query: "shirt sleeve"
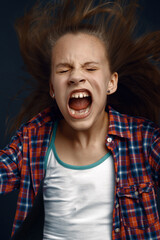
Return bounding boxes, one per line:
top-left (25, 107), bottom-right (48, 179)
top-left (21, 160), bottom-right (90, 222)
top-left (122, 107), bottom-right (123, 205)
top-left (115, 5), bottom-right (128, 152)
top-left (0, 127), bottom-right (24, 194)
top-left (148, 126), bottom-right (160, 187)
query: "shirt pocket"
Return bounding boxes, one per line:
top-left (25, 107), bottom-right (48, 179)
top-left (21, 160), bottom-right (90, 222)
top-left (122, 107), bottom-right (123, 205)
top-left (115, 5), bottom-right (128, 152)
top-left (117, 183), bottom-right (159, 229)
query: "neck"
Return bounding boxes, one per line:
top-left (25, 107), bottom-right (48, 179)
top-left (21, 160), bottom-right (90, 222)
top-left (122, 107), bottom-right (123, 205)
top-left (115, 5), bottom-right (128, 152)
top-left (58, 112), bottom-right (109, 149)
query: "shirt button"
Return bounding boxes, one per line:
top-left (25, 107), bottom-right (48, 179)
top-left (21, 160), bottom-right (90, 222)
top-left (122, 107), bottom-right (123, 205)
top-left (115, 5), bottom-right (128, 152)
top-left (116, 178), bottom-right (120, 183)
top-left (115, 228), bottom-right (120, 233)
top-left (107, 137), bottom-right (112, 143)
top-left (135, 191), bottom-right (139, 196)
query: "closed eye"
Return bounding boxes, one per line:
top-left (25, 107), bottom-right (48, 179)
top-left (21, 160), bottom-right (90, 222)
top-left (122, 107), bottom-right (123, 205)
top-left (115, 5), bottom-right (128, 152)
top-left (86, 68), bottom-right (97, 71)
top-left (57, 69), bottom-right (69, 73)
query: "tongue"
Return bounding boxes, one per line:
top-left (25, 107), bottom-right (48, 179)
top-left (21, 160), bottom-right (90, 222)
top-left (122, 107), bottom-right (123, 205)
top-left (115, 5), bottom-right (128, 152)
top-left (69, 97), bottom-right (91, 110)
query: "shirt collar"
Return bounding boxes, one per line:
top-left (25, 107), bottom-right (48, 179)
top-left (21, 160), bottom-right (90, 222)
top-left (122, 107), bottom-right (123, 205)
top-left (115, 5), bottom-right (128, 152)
top-left (107, 105), bottom-right (131, 139)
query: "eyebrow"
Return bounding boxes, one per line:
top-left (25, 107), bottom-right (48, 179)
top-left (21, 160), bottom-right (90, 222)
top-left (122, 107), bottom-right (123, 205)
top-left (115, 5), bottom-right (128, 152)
top-left (83, 61), bottom-right (99, 66)
top-left (55, 61), bottom-right (100, 69)
top-left (55, 63), bottom-right (71, 69)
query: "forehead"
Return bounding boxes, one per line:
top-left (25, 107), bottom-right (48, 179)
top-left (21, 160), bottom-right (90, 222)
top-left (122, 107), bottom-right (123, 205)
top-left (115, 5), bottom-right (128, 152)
top-left (51, 33), bottom-right (107, 64)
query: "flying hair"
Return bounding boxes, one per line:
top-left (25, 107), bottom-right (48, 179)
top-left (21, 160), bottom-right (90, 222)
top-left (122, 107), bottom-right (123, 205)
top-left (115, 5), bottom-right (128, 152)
top-left (12, 0), bottom-right (160, 131)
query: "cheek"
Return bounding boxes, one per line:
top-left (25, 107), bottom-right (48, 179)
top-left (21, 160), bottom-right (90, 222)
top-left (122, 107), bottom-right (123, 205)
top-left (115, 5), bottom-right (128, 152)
top-left (53, 81), bottom-right (67, 106)
top-left (93, 74), bottom-right (109, 92)
top-left (51, 76), bottom-right (61, 92)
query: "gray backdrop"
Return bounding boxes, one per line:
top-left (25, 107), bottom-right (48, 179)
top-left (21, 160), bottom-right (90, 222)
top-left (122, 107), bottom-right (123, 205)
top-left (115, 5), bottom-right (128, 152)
top-left (0, 0), bottom-right (160, 239)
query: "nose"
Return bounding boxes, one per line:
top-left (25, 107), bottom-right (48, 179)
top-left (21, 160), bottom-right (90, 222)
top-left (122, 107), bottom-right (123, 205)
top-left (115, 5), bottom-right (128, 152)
top-left (68, 70), bottom-right (86, 85)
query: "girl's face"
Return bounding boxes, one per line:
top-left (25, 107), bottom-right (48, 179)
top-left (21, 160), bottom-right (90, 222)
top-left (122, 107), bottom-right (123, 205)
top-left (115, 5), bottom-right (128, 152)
top-left (50, 32), bottom-right (118, 131)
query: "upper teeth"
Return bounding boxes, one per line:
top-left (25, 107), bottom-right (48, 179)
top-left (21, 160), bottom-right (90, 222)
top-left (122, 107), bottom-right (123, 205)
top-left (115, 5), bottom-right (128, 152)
top-left (70, 92), bottom-right (90, 98)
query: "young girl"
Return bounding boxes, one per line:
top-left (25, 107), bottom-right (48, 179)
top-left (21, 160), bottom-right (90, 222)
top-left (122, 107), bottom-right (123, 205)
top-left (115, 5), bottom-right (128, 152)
top-left (1, 0), bottom-right (160, 239)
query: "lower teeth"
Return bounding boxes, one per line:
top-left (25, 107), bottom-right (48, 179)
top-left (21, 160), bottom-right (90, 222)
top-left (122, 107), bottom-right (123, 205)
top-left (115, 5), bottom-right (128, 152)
top-left (70, 106), bottom-right (90, 115)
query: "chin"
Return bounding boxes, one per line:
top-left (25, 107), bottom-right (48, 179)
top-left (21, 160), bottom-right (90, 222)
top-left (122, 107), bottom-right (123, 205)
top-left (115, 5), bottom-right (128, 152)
top-left (66, 117), bottom-right (96, 132)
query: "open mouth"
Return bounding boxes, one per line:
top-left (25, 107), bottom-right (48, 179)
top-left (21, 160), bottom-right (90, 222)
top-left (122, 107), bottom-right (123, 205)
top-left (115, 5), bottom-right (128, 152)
top-left (68, 90), bottom-right (92, 118)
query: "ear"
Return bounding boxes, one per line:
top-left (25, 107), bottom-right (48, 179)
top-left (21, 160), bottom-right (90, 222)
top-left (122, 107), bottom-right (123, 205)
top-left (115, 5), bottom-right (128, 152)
top-left (107, 72), bottom-right (118, 95)
top-left (49, 82), bottom-right (55, 98)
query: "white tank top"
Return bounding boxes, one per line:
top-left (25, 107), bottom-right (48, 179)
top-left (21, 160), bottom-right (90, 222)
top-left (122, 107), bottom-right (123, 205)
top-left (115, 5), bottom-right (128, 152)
top-left (43, 122), bottom-right (115, 240)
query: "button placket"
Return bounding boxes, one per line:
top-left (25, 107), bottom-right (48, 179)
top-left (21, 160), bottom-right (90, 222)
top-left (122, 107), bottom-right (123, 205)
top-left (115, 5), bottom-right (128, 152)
top-left (106, 135), bottom-right (121, 235)
top-left (114, 196), bottom-right (121, 235)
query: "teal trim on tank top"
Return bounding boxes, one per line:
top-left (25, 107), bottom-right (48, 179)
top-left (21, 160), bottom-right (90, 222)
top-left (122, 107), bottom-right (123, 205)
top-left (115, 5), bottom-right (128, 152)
top-left (44, 121), bottom-right (58, 171)
top-left (45, 121), bottom-right (112, 170)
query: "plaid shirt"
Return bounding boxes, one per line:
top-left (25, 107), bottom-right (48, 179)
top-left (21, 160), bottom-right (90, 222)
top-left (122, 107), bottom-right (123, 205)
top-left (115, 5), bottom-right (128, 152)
top-left (0, 106), bottom-right (160, 239)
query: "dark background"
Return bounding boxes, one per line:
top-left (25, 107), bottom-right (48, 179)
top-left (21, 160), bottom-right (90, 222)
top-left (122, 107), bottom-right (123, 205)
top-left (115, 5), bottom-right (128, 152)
top-left (0, 0), bottom-right (160, 239)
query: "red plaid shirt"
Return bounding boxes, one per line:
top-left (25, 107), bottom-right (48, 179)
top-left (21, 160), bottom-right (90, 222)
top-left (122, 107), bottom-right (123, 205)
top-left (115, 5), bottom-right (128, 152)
top-left (0, 106), bottom-right (160, 239)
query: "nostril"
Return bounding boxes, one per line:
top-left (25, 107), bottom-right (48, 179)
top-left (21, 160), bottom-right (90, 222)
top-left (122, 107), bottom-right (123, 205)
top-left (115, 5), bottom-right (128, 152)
top-left (69, 80), bottom-right (75, 84)
top-left (69, 78), bottom-right (85, 84)
top-left (79, 79), bottom-right (85, 83)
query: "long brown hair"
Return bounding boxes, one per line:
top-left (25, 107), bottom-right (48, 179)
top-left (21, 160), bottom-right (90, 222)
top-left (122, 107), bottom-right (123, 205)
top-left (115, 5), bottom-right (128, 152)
top-left (12, 0), bottom-right (160, 130)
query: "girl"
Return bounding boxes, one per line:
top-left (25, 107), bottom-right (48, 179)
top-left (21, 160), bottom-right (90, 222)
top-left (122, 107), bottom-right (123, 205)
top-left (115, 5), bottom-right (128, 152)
top-left (1, 0), bottom-right (160, 239)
